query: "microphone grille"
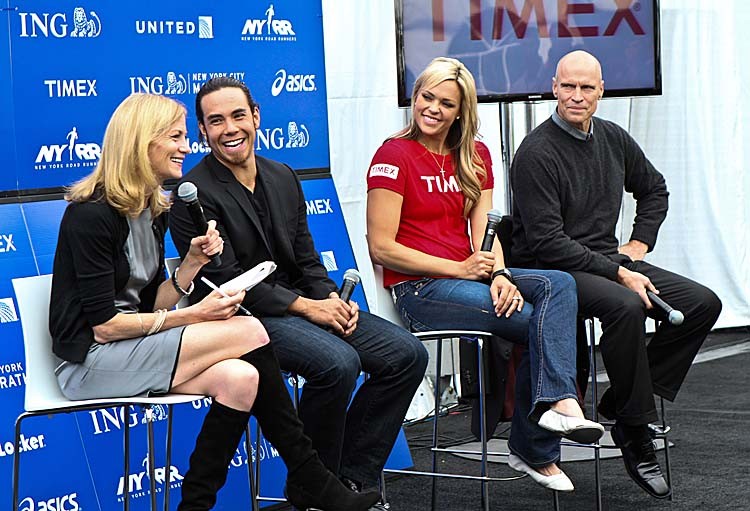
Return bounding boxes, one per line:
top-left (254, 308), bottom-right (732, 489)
top-left (343, 268), bottom-right (361, 284)
top-left (486, 209), bottom-right (502, 223)
top-left (177, 182), bottom-right (198, 202)
top-left (669, 310), bottom-right (685, 326)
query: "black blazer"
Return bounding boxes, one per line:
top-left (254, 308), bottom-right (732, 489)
top-left (169, 153), bottom-right (337, 316)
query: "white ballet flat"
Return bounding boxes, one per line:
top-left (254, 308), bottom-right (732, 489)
top-left (508, 454), bottom-right (574, 492)
top-left (538, 409), bottom-right (605, 444)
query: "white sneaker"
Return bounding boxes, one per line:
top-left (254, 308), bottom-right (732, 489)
top-left (508, 454), bottom-right (574, 492)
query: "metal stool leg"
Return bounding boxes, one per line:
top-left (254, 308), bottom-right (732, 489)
top-left (476, 337), bottom-right (489, 511)
top-left (588, 319), bottom-right (603, 511)
top-left (145, 406), bottom-right (157, 511)
top-left (246, 424), bottom-right (260, 511)
top-left (12, 414), bottom-right (27, 511)
top-left (430, 338), bottom-right (443, 511)
top-left (660, 396), bottom-right (673, 500)
top-left (379, 470), bottom-right (388, 505)
top-left (163, 405), bottom-right (174, 511)
top-left (124, 407), bottom-right (131, 511)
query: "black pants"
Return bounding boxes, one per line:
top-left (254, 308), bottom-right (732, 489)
top-left (571, 256), bottom-right (721, 425)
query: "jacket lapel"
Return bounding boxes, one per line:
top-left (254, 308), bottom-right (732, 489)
top-left (255, 157), bottom-right (296, 264)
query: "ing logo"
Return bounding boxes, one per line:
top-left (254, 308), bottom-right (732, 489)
top-left (18, 7), bottom-right (101, 38)
top-left (285, 122), bottom-right (309, 148)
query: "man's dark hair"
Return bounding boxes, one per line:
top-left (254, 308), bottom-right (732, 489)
top-left (195, 76), bottom-right (257, 126)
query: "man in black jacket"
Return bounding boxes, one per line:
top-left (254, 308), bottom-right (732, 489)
top-left (169, 77), bottom-right (427, 506)
top-left (510, 50), bottom-right (721, 499)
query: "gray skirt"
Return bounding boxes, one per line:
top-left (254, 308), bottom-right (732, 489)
top-left (55, 326), bottom-right (186, 400)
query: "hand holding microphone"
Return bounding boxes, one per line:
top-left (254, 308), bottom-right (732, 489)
top-left (177, 182), bottom-right (222, 268)
top-left (338, 268), bottom-right (362, 302)
top-left (481, 209), bottom-right (503, 252)
top-left (646, 291), bottom-right (684, 326)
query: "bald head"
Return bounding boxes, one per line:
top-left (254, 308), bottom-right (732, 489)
top-left (555, 50), bottom-right (602, 82)
top-left (552, 51), bottom-right (604, 132)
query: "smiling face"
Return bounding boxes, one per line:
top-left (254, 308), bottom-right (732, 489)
top-left (148, 115), bottom-right (189, 183)
top-left (413, 79), bottom-right (462, 152)
top-left (198, 86), bottom-right (260, 172)
top-left (553, 51), bottom-right (604, 132)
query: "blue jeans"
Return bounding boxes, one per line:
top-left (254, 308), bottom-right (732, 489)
top-left (391, 269), bottom-right (578, 467)
top-left (260, 310), bottom-right (428, 486)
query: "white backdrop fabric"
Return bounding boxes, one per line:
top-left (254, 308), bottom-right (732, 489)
top-left (321, 0), bottom-right (749, 328)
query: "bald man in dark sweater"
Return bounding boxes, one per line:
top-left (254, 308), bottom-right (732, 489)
top-left (510, 50), bottom-right (721, 500)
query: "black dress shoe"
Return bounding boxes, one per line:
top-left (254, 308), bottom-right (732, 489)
top-left (611, 423), bottom-right (671, 499)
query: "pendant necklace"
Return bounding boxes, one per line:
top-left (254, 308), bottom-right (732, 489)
top-left (424, 145), bottom-right (447, 180)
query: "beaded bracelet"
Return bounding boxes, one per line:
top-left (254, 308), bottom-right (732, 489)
top-left (171, 266), bottom-right (195, 297)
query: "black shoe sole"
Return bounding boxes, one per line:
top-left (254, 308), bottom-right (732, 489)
top-left (564, 426), bottom-right (605, 444)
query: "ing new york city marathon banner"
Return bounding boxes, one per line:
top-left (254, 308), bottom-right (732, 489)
top-left (0, 1), bottom-right (411, 509)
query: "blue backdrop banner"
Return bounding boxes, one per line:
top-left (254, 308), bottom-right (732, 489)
top-left (6, 0), bottom-right (330, 195)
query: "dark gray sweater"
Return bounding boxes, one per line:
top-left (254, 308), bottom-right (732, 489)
top-left (510, 116), bottom-right (668, 280)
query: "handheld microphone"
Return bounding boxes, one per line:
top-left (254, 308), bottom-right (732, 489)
top-left (646, 291), bottom-right (684, 326)
top-left (480, 209), bottom-right (503, 252)
top-left (338, 269), bottom-right (362, 302)
top-left (177, 182), bottom-right (221, 267)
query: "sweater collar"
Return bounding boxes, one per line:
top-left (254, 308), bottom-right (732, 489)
top-left (552, 109), bottom-right (593, 141)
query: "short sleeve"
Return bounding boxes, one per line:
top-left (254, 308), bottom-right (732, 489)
top-left (366, 140), bottom-right (407, 196)
top-left (476, 141), bottom-right (494, 190)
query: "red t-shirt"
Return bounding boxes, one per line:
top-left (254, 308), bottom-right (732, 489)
top-left (367, 138), bottom-right (494, 287)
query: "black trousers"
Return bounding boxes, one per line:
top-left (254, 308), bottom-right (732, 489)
top-left (571, 256), bottom-right (721, 425)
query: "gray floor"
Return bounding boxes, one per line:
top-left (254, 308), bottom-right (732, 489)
top-left (277, 328), bottom-right (750, 510)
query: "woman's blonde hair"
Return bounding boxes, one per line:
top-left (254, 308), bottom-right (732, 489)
top-left (392, 57), bottom-right (485, 216)
top-left (66, 93), bottom-right (186, 217)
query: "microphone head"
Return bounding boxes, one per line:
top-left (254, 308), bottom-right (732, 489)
top-left (342, 268), bottom-right (361, 285)
top-left (669, 310), bottom-right (684, 326)
top-left (177, 182), bottom-right (198, 203)
top-left (486, 209), bottom-right (502, 224)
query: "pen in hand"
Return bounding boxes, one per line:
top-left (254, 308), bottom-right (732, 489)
top-left (200, 276), bottom-right (253, 316)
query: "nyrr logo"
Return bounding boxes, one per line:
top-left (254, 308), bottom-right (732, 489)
top-left (255, 121), bottom-right (310, 151)
top-left (34, 127), bottom-right (100, 171)
top-left (117, 456), bottom-right (184, 500)
top-left (271, 69), bottom-right (316, 97)
top-left (241, 3), bottom-right (296, 42)
top-left (44, 79), bottom-right (97, 98)
top-left (0, 234), bottom-right (17, 254)
top-left (89, 404), bottom-right (168, 435)
top-left (18, 7), bottom-right (101, 38)
top-left (0, 298), bottom-right (19, 322)
top-left (18, 492), bottom-right (79, 511)
top-left (135, 15), bottom-right (213, 38)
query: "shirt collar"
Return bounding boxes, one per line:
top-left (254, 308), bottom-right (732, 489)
top-left (552, 109), bottom-right (594, 141)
